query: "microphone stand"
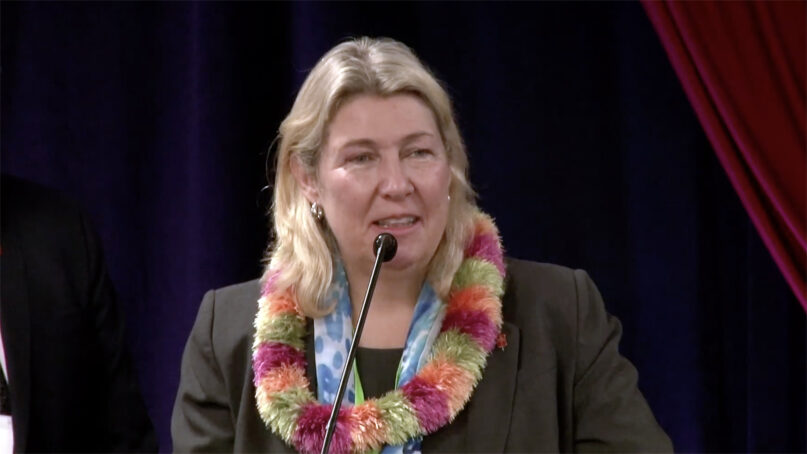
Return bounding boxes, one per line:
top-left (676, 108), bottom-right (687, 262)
top-left (320, 234), bottom-right (396, 454)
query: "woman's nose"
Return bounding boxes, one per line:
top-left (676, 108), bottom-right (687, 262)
top-left (378, 158), bottom-right (414, 199)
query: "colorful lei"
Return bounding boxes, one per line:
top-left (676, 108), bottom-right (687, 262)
top-left (252, 212), bottom-right (505, 454)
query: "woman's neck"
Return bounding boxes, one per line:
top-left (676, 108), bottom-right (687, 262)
top-left (343, 264), bottom-right (425, 348)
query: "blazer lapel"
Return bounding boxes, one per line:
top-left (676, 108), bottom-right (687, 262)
top-left (0, 233), bottom-right (32, 453)
top-left (423, 321), bottom-right (521, 452)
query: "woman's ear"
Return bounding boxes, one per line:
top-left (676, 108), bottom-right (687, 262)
top-left (289, 155), bottom-right (319, 203)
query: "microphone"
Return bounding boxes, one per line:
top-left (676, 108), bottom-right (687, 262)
top-left (321, 233), bottom-right (397, 454)
top-left (374, 232), bottom-right (398, 262)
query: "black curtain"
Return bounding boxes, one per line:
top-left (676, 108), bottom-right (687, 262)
top-left (2, 2), bottom-right (804, 452)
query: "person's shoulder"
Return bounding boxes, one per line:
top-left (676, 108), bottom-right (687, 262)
top-left (504, 257), bottom-right (583, 297)
top-left (214, 279), bottom-right (262, 303)
top-left (193, 279), bottom-right (262, 369)
top-left (502, 257), bottom-right (592, 325)
top-left (206, 279), bottom-right (262, 326)
top-left (203, 279), bottom-right (262, 337)
top-left (2, 174), bottom-right (82, 221)
top-left (505, 257), bottom-right (576, 279)
top-left (501, 258), bottom-right (601, 366)
top-left (1, 175), bottom-right (88, 244)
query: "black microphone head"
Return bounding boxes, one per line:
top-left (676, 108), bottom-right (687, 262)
top-left (373, 233), bottom-right (397, 262)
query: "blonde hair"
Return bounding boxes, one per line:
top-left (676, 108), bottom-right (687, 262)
top-left (265, 37), bottom-right (477, 317)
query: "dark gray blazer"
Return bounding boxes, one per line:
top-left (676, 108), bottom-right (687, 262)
top-left (1, 176), bottom-right (157, 452)
top-left (172, 259), bottom-right (673, 453)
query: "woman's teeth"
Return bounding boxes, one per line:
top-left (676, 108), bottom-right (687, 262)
top-left (375, 216), bottom-right (416, 227)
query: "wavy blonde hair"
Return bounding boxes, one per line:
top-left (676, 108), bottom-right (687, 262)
top-left (265, 37), bottom-right (478, 317)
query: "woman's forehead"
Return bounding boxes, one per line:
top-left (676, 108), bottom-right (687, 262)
top-left (325, 94), bottom-right (441, 147)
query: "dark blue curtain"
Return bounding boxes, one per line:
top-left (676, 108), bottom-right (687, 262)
top-left (2, 2), bottom-right (804, 452)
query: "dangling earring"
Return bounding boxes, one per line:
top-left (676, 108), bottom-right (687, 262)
top-left (310, 202), bottom-right (324, 222)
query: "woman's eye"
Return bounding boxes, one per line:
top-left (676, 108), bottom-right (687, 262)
top-left (347, 153), bottom-right (373, 164)
top-left (409, 148), bottom-right (433, 158)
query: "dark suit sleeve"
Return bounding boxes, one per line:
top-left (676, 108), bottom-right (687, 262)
top-left (172, 290), bottom-right (236, 452)
top-left (571, 270), bottom-right (673, 452)
top-left (81, 213), bottom-right (159, 452)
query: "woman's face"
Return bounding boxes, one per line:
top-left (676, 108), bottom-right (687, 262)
top-left (300, 93), bottom-right (451, 278)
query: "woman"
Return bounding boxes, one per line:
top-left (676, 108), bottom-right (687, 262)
top-left (172, 37), bottom-right (672, 453)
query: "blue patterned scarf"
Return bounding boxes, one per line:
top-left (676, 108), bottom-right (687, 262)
top-left (314, 262), bottom-right (445, 454)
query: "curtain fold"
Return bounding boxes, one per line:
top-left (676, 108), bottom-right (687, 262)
top-left (642, 0), bottom-right (806, 311)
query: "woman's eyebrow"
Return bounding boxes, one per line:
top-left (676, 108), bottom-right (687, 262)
top-left (339, 138), bottom-right (377, 150)
top-left (398, 131), bottom-right (435, 145)
top-left (338, 132), bottom-right (435, 150)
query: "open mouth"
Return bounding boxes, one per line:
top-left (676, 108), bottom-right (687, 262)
top-left (373, 216), bottom-right (419, 228)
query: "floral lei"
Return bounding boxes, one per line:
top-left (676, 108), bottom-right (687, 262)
top-left (252, 212), bottom-right (506, 454)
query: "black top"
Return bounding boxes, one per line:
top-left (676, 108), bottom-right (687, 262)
top-left (355, 347), bottom-right (404, 399)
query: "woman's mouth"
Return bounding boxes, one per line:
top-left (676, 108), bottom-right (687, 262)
top-left (373, 216), bottom-right (419, 228)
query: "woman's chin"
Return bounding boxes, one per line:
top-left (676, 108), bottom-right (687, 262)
top-left (380, 252), bottom-right (430, 275)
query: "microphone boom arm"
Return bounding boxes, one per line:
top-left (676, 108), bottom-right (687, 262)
top-left (320, 234), bottom-right (396, 454)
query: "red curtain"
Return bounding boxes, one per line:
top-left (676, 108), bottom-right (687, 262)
top-left (642, 0), bottom-right (806, 311)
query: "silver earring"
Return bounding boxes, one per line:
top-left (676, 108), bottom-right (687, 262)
top-left (310, 202), bottom-right (324, 222)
